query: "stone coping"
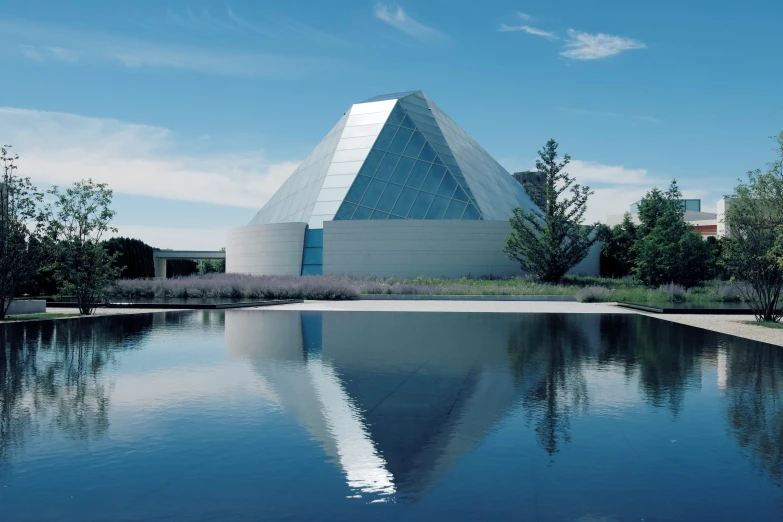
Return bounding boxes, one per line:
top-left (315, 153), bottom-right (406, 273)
top-left (359, 294), bottom-right (575, 302)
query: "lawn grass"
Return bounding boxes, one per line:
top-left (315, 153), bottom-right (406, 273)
top-left (1, 313), bottom-right (81, 322)
top-left (745, 321), bottom-right (783, 329)
top-left (354, 275), bottom-right (738, 304)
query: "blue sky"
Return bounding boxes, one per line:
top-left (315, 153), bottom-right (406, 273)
top-left (2, 0), bottom-right (781, 248)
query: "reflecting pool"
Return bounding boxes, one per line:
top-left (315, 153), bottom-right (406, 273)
top-left (1, 311), bottom-right (782, 520)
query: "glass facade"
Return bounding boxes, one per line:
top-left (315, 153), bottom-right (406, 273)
top-left (630, 199), bottom-right (701, 214)
top-left (301, 229), bottom-right (323, 275)
top-left (247, 91), bottom-right (535, 229)
top-left (333, 101), bottom-right (483, 222)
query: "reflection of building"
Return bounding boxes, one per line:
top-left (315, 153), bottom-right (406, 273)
top-left (606, 198), bottom-right (724, 239)
top-left (223, 310), bottom-right (534, 499)
top-left (226, 91), bottom-right (600, 278)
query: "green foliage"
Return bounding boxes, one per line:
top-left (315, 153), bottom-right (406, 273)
top-left (47, 179), bottom-right (121, 315)
top-left (631, 181), bottom-right (714, 288)
top-left (721, 131), bottom-right (783, 322)
top-left (597, 213), bottom-right (638, 278)
top-left (0, 146), bottom-right (46, 318)
top-left (504, 139), bottom-right (598, 283)
top-left (745, 321), bottom-right (783, 329)
top-left (103, 237), bottom-right (155, 279)
top-left (197, 248), bottom-right (226, 275)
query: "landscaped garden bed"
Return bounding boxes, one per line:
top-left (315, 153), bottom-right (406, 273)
top-left (103, 272), bottom-right (747, 305)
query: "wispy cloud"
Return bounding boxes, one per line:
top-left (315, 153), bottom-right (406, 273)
top-left (560, 29), bottom-right (646, 60)
top-left (557, 107), bottom-right (659, 123)
top-left (0, 107), bottom-right (300, 209)
top-left (19, 44), bottom-right (80, 63)
top-left (2, 18), bottom-right (327, 77)
top-left (500, 156), bottom-right (666, 222)
top-left (163, 5), bottom-right (346, 45)
top-left (498, 24), bottom-right (559, 40)
top-left (517, 12), bottom-right (534, 21)
top-left (374, 4), bottom-right (448, 42)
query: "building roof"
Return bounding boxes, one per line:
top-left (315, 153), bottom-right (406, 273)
top-left (248, 91), bottom-right (534, 228)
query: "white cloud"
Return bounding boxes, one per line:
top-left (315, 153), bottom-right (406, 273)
top-left (568, 159), bottom-right (651, 185)
top-left (498, 24), bottom-right (559, 40)
top-left (0, 107), bottom-right (299, 210)
top-left (107, 225), bottom-right (230, 250)
top-left (569, 160), bottom-right (660, 222)
top-left (560, 29), bottom-right (646, 60)
top-left (2, 18), bottom-right (321, 77)
top-left (517, 12), bottom-right (534, 21)
top-left (374, 4), bottom-right (448, 42)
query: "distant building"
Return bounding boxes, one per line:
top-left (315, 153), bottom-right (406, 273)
top-left (606, 198), bottom-right (719, 238)
top-left (512, 170), bottom-right (545, 188)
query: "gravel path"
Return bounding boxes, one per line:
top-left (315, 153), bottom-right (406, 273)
top-left (630, 311), bottom-right (783, 347)
top-left (1, 307), bottom-right (188, 323)
top-left (250, 300), bottom-right (632, 314)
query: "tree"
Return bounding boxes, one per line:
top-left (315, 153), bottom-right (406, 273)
top-left (0, 146), bottom-right (45, 319)
top-left (103, 237), bottom-right (155, 279)
top-left (632, 180), bottom-right (714, 288)
top-left (47, 180), bottom-right (120, 315)
top-left (721, 132), bottom-right (783, 322)
top-left (597, 213), bottom-right (638, 278)
top-left (504, 139), bottom-right (598, 283)
top-left (197, 248), bottom-right (226, 274)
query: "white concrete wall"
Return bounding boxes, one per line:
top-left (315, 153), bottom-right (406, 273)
top-left (226, 223), bottom-right (307, 276)
top-left (607, 210), bottom-right (718, 227)
top-left (323, 220), bottom-right (600, 278)
top-left (717, 197), bottom-right (732, 238)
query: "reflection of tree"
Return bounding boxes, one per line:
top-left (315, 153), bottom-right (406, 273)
top-left (0, 315), bottom-right (154, 465)
top-left (723, 337), bottom-right (783, 484)
top-left (507, 314), bottom-right (592, 455)
top-left (598, 315), bottom-right (708, 417)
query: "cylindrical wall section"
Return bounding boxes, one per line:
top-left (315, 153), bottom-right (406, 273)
top-left (226, 223), bottom-right (307, 276)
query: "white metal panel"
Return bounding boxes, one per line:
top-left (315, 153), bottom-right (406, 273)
top-left (349, 99), bottom-right (397, 115)
top-left (340, 123), bottom-right (385, 139)
top-left (335, 135), bottom-right (378, 150)
top-left (345, 112), bottom-right (391, 127)
top-left (331, 147), bottom-right (371, 164)
top-left (316, 186), bottom-right (351, 202)
top-left (327, 160), bottom-right (364, 176)
top-left (321, 174), bottom-right (357, 189)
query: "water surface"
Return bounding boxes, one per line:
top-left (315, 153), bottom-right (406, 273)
top-left (1, 311), bottom-right (782, 520)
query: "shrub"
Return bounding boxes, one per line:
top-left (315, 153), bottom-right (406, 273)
top-left (575, 286), bottom-right (612, 303)
top-left (105, 273), bottom-right (360, 301)
top-left (717, 282), bottom-right (744, 302)
top-left (657, 283), bottom-right (688, 303)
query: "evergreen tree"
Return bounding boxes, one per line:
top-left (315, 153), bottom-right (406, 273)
top-left (632, 181), bottom-right (714, 288)
top-left (103, 237), bottom-right (155, 279)
top-left (504, 139), bottom-right (598, 283)
top-left (597, 213), bottom-right (638, 278)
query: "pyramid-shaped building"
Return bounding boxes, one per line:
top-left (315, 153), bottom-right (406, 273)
top-left (226, 91), bottom-right (596, 278)
top-left (248, 91), bottom-right (533, 228)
